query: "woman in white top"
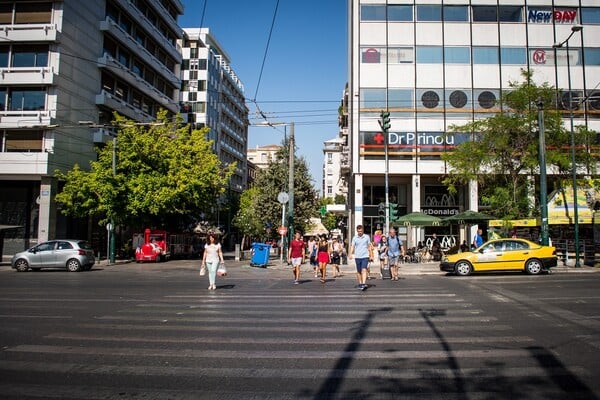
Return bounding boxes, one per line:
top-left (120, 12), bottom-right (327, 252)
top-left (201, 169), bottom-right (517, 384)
top-left (201, 233), bottom-right (224, 290)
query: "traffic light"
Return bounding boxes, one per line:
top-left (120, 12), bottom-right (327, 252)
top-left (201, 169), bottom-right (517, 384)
top-left (389, 203), bottom-right (399, 221)
top-left (380, 111), bottom-right (391, 132)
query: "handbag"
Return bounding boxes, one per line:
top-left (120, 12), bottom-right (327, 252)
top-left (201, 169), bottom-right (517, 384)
top-left (199, 264), bottom-right (206, 276)
top-left (217, 262), bottom-right (227, 276)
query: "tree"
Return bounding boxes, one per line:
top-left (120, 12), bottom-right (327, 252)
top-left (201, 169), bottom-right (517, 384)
top-left (233, 139), bottom-right (319, 240)
top-left (442, 70), bottom-right (595, 219)
top-left (55, 111), bottom-right (235, 229)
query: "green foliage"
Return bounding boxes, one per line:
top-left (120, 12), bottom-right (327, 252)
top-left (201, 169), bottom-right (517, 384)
top-left (442, 69), bottom-right (595, 219)
top-left (55, 110), bottom-right (234, 228)
top-left (233, 139), bottom-right (319, 239)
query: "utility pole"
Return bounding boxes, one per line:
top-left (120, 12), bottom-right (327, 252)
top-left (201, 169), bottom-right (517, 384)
top-left (537, 99), bottom-right (549, 246)
top-left (379, 111), bottom-right (391, 234)
top-left (288, 123), bottom-right (295, 247)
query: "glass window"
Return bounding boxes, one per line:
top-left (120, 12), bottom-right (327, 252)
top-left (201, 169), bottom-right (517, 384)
top-left (9, 88), bottom-right (45, 111)
top-left (388, 5), bottom-right (412, 21)
top-left (117, 48), bottom-right (130, 67)
top-left (190, 47), bottom-right (199, 58)
top-left (14, 2), bottom-right (52, 24)
top-left (417, 5), bottom-right (441, 21)
top-left (360, 88), bottom-right (386, 110)
top-left (0, 87), bottom-right (6, 110)
top-left (361, 5), bottom-right (386, 21)
top-left (118, 14), bottom-right (132, 34)
top-left (101, 72), bottom-right (115, 92)
top-left (445, 47), bottom-right (470, 63)
top-left (389, 89), bottom-right (413, 109)
top-left (499, 6), bottom-right (522, 22)
top-left (132, 90), bottom-right (142, 108)
top-left (416, 46), bottom-right (443, 63)
top-left (0, 4), bottom-right (12, 24)
top-left (12, 46), bottom-right (48, 67)
top-left (0, 46), bottom-right (8, 67)
top-left (584, 48), bottom-right (600, 65)
top-left (443, 5), bottom-right (468, 22)
top-left (5, 130), bottom-right (43, 152)
top-left (103, 36), bottom-right (117, 58)
top-left (389, 47), bottom-right (413, 63)
top-left (472, 6), bottom-right (497, 22)
top-left (473, 47), bottom-right (499, 64)
top-left (581, 8), bottom-right (600, 24)
top-left (199, 59), bottom-right (207, 70)
top-left (501, 48), bottom-right (526, 65)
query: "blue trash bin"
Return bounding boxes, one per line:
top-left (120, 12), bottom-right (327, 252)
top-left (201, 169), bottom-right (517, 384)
top-left (251, 243), bottom-right (270, 267)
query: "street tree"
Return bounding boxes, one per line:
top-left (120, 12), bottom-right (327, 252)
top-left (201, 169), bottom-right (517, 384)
top-left (443, 70), bottom-right (596, 219)
top-left (55, 111), bottom-right (235, 229)
top-left (233, 139), bottom-right (319, 240)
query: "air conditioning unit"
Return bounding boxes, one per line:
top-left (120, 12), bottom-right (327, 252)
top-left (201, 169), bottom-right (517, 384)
top-left (418, 89), bottom-right (442, 110)
top-left (475, 90), bottom-right (498, 109)
top-left (446, 89), bottom-right (470, 110)
top-left (587, 90), bottom-right (600, 111)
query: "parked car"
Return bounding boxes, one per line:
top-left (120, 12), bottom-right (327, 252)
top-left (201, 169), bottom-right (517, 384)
top-left (440, 238), bottom-right (557, 276)
top-left (11, 240), bottom-right (95, 272)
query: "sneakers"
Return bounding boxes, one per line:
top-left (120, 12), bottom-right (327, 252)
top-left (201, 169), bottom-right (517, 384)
top-left (294, 280), bottom-right (299, 285)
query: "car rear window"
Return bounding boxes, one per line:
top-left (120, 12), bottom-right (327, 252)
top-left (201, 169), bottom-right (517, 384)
top-left (77, 241), bottom-right (92, 250)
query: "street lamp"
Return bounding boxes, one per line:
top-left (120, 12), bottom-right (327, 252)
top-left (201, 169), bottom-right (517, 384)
top-left (553, 24), bottom-right (582, 267)
top-left (537, 99), bottom-right (549, 246)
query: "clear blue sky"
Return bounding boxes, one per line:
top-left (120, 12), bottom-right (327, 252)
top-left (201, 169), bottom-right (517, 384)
top-left (179, 1), bottom-right (348, 192)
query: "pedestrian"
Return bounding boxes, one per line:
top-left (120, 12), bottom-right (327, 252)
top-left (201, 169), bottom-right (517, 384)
top-left (377, 235), bottom-right (388, 272)
top-left (349, 225), bottom-right (373, 290)
top-left (330, 237), bottom-right (344, 278)
top-left (308, 236), bottom-right (318, 277)
top-left (387, 227), bottom-right (405, 280)
top-left (473, 229), bottom-right (483, 249)
top-left (431, 233), bottom-right (442, 262)
top-left (317, 236), bottom-right (330, 283)
top-left (201, 233), bottom-right (224, 291)
top-left (288, 231), bottom-right (305, 284)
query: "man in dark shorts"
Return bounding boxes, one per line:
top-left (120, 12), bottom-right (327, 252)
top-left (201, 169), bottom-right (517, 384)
top-left (349, 225), bottom-right (373, 290)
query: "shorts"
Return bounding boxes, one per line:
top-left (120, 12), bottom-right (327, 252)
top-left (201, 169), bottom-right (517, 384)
top-left (388, 256), bottom-right (399, 266)
top-left (290, 257), bottom-right (302, 267)
top-left (355, 258), bottom-right (369, 273)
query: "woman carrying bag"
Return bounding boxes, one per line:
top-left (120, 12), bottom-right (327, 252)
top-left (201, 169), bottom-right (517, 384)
top-left (201, 233), bottom-right (224, 290)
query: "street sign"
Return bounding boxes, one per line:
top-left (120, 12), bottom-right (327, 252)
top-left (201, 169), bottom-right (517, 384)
top-left (278, 226), bottom-right (288, 236)
top-left (277, 192), bottom-right (289, 204)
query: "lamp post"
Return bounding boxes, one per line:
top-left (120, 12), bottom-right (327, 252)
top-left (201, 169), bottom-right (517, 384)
top-left (553, 24), bottom-right (582, 267)
top-left (537, 99), bottom-right (549, 246)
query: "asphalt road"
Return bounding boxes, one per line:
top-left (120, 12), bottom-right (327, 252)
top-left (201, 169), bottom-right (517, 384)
top-left (0, 260), bottom-right (599, 399)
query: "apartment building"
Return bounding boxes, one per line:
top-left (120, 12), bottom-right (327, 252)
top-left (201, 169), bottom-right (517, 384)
top-left (0, 0), bottom-right (183, 252)
top-left (179, 28), bottom-right (248, 193)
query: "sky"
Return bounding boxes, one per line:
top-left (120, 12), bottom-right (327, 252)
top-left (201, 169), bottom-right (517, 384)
top-left (179, 1), bottom-right (348, 192)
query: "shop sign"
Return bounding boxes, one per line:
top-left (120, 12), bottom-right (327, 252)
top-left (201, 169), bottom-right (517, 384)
top-left (527, 9), bottom-right (577, 23)
top-left (361, 131), bottom-right (471, 149)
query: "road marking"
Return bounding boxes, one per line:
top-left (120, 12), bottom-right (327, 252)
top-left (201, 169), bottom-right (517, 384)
top-left (0, 314), bottom-right (72, 319)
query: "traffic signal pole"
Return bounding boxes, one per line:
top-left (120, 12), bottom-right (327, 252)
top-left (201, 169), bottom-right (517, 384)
top-left (379, 111), bottom-right (391, 234)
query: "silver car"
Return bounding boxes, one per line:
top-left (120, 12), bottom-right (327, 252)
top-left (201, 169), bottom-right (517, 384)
top-left (11, 240), bottom-right (95, 272)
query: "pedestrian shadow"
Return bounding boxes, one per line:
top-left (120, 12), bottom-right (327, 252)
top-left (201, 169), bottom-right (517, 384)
top-left (307, 307), bottom-right (393, 399)
top-left (214, 284), bottom-right (235, 290)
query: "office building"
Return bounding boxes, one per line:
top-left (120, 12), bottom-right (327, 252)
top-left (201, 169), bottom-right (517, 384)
top-left (348, 1), bottom-right (599, 246)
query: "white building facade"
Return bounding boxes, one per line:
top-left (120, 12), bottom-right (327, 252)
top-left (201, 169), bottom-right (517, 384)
top-left (179, 28), bottom-right (248, 193)
top-left (349, 0), bottom-right (600, 246)
top-left (0, 0), bottom-right (183, 253)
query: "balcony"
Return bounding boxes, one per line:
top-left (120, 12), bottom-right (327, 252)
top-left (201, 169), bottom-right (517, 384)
top-left (0, 151), bottom-right (49, 177)
top-left (0, 67), bottom-right (56, 85)
top-left (0, 23), bottom-right (59, 42)
top-left (0, 111), bottom-right (53, 129)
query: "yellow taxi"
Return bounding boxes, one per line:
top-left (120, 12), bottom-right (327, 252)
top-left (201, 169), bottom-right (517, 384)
top-left (440, 238), bottom-right (558, 276)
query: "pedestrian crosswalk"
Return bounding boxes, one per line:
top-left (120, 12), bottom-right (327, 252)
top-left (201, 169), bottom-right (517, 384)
top-left (0, 277), bottom-right (595, 399)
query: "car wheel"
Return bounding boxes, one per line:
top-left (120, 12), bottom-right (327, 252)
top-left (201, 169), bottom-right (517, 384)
top-left (525, 259), bottom-right (542, 275)
top-left (455, 261), bottom-right (472, 276)
top-left (66, 259), bottom-right (82, 272)
top-left (14, 259), bottom-right (29, 272)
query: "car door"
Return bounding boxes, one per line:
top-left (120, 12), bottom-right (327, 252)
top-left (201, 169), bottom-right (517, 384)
top-left (472, 241), bottom-right (503, 271)
top-left (31, 241), bottom-right (57, 268)
top-left (502, 240), bottom-right (530, 270)
top-left (55, 241), bottom-right (74, 268)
